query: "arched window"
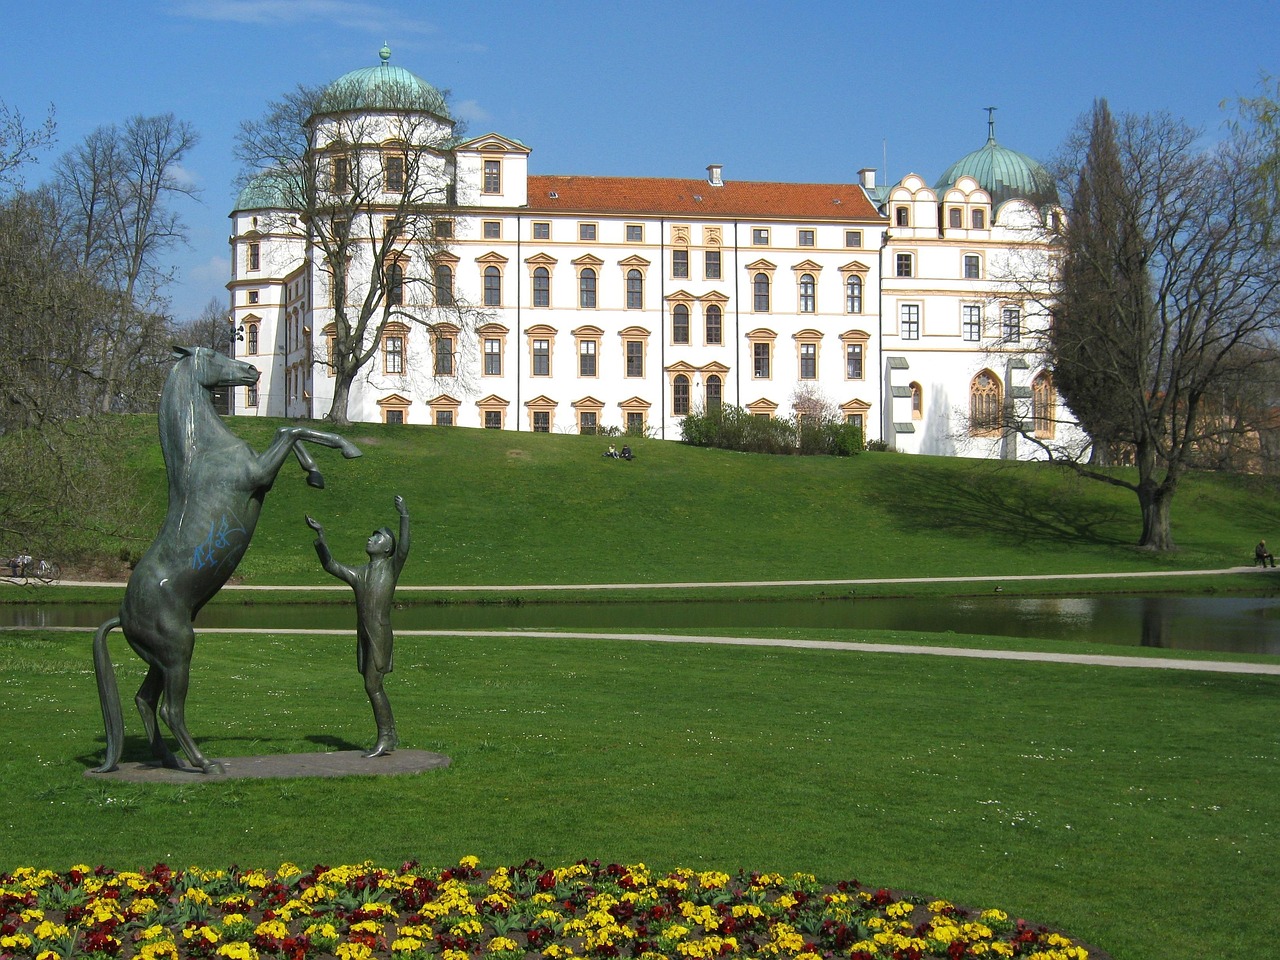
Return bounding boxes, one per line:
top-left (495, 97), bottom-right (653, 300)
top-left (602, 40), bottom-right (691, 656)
top-left (579, 268), bottom-right (597, 308)
top-left (386, 262), bottom-right (404, 306)
top-left (970, 371), bottom-right (1002, 434)
top-left (672, 304), bottom-right (690, 343)
top-left (895, 206), bottom-right (909, 226)
top-left (799, 273), bottom-right (816, 313)
top-left (753, 273), bottom-right (770, 312)
top-left (705, 304), bottom-right (722, 344)
top-left (484, 266), bottom-right (501, 306)
top-left (246, 323), bottom-right (259, 354)
top-left (910, 382), bottom-right (923, 421)
top-left (706, 374), bottom-right (722, 412)
top-left (533, 267), bottom-right (550, 307)
top-left (433, 264), bottom-right (454, 306)
top-left (845, 276), bottom-right (862, 313)
top-left (1032, 372), bottom-right (1056, 438)
top-left (626, 269), bottom-right (643, 309)
top-left (673, 374), bottom-right (690, 415)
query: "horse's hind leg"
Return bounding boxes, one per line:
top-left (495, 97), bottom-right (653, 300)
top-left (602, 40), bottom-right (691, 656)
top-left (135, 665), bottom-right (182, 769)
top-left (155, 624), bottom-right (226, 774)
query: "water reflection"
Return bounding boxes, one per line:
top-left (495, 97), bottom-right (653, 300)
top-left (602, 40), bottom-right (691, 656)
top-left (3, 595), bottom-right (1280, 656)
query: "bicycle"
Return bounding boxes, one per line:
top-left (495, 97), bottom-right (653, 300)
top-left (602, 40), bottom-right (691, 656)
top-left (2, 557), bottom-right (61, 583)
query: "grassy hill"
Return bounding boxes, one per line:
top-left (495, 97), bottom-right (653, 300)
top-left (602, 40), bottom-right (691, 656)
top-left (77, 414), bottom-right (1280, 587)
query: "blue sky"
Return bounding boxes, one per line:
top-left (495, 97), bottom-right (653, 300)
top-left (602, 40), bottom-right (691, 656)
top-left (2, 0), bottom-right (1277, 321)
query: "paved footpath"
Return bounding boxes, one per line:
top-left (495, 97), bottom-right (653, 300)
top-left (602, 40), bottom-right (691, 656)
top-left (7, 567), bottom-right (1280, 676)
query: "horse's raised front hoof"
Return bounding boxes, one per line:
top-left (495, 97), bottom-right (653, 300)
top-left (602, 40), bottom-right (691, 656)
top-left (306, 470), bottom-right (325, 489)
top-left (340, 442), bottom-right (363, 459)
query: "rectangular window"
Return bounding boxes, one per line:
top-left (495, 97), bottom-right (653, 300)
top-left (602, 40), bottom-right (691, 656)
top-left (798, 229), bottom-right (815, 247)
top-left (247, 290), bottom-right (259, 304)
top-left (331, 156), bottom-right (349, 193)
top-left (895, 253), bottom-right (913, 277)
top-left (972, 209), bottom-right (985, 229)
top-left (385, 336), bottom-right (404, 374)
top-left (962, 304), bottom-right (982, 342)
top-left (484, 338), bottom-right (502, 375)
top-left (901, 304), bottom-right (920, 340)
top-left (949, 208), bottom-right (963, 229)
top-left (579, 222), bottom-right (597, 241)
top-left (845, 230), bottom-right (863, 248)
top-left (626, 223), bottom-right (643, 242)
top-left (433, 219), bottom-right (454, 239)
top-left (964, 254), bottom-right (981, 279)
top-left (625, 341), bottom-right (643, 378)
top-left (533, 411), bottom-right (550, 433)
top-left (579, 411), bottom-right (598, 435)
top-left (483, 220), bottom-right (502, 239)
top-left (532, 221), bottom-right (550, 240)
top-left (434, 336), bottom-right (454, 376)
top-left (435, 410), bottom-right (454, 426)
top-left (752, 228), bottom-right (769, 245)
top-left (483, 159), bottom-right (501, 194)
top-left (704, 250), bottom-right (721, 279)
top-left (627, 411), bottom-right (644, 434)
top-left (846, 343), bottom-right (864, 379)
top-left (384, 155), bottom-right (404, 192)
top-left (484, 410), bottom-right (502, 429)
top-left (800, 342), bottom-right (817, 380)
top-left (246, 384), bottom-right (258, 407)
top-left (533, 339), bottom-right (550, 376)
top-left (753, 342), bottom-right (771, 379)
top-left (672, 249), bottom-right (689, 278)
top-left (847, 413), bottom-right (864, 429)
top-left (1002, 306), bottom-right (1022, 341)
top-left (579, 340), bottom-right (597, 377)
top-left (385, 409), bottom-right (404, 425)
top-left (247, 242), bottom-right (260, 272)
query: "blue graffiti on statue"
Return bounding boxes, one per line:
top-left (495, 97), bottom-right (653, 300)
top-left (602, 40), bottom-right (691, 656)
top-left (191, 512), bottom-right (248, 573)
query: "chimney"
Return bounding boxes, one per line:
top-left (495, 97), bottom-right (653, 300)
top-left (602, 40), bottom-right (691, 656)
top-left (706, 163), bottom-right (724, 187)
top-left (859, 167), bottom-right (877, 190)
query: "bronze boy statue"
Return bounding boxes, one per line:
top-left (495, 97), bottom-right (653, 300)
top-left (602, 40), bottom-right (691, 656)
top-left (306, 496), bottom-right (410, 757)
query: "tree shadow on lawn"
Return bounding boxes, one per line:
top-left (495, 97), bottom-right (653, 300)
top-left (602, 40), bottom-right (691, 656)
top-left (864, 461), bottom-right (1135, 549)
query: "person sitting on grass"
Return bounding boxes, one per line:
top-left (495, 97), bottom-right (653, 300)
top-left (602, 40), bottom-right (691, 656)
top-left (620, 444), bottom-right (633, 461)
top-left (1256, 540), bottom-right (1275, 568)
top-left (604, 444), bottom-right (619, 459)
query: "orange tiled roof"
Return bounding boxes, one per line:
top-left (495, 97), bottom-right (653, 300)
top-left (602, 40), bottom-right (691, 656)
top-left (525, 174), bottom-right (884, 221)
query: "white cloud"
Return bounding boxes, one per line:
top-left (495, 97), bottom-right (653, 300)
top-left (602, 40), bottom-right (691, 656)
top-left (452, 99), bottom-right (491, 126)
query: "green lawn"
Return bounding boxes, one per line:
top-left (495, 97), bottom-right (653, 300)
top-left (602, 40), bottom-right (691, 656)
top-left (5, 418), bottom-right (1280, 960)
top-left (1, 628), bottom-right (1275, 960)
top-left (55, 415), bottom-right (1280, 586)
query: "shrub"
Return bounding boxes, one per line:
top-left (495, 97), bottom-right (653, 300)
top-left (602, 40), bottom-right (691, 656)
top-left (682, 406), bottom-right (862, 456)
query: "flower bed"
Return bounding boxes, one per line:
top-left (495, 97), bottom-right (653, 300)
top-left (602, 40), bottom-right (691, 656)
top-left (0, 858), bottom-right (1103, 960)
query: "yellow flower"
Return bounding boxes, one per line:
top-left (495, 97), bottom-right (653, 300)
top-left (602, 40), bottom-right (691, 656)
top-left (216, 943), bottom-right (259, 960)
top-left (459, 855), bottom-right (481, 869)
top-left (392, 935), bottom-right (425, 952)
top-left (697, 871), bottom-right (730, 890)
top-left (139, 940), bottom-right (180, 960)
top-left (276, 862), bottom-right (302, 879)
top-left (350, 919), bottom-right (385, 935)
top-left (0, 933), bottom-right (33, 949)
top-left (488, 936), bottom-right (521, 952)
top-left (182, 886), bottom-right (213, 905)
top-left (32, 920), bottom-right (70, 941)
top-left (443, 950), bottom-right (472, 960)
top-left (336, 943), bottom-right (374, 960)
top-left (254, 919), bottom-right (290, 940)
top-left (183, 926), bottom-right (221, 944)
top-left (886, 901), bottom-right (915, 920)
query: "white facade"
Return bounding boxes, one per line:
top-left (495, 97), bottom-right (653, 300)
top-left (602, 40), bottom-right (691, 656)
top-left (228, 55), bottom-right (1082, 457)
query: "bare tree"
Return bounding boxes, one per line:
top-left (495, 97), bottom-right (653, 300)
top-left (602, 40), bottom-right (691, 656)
top-left (179, 296), bottom-right (235, 354)
top-left (236, 78), bottom-right (487, 424)
top-left (1033, 99), bottom-right (1280, 550)
top-left (53, 114), bottom-right (199, 410)
top-left (0, 99), bottom-right (55, 191)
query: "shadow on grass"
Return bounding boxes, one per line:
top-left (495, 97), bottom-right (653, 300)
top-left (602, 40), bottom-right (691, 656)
top-left (864, 460), bottom-right (1135, 548)
top-left (75, 732), bottom-right (367, 770)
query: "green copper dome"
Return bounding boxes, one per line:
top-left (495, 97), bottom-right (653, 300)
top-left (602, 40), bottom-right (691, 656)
top-left (935, 115), bottom-right (1056, 209)
top-left (233, 169), bottom-right (301, 212)
top-left (315, 47), bottom-right (450, 118)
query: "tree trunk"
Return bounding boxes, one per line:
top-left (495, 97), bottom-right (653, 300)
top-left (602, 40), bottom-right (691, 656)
top-left (326, 371), bottom-right (353, 426)
top-left (1136, 479), bottom-right (1175, 550)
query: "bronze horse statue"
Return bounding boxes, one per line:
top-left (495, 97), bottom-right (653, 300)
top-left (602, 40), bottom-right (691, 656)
top-left (91, 346), bottom-right (362, 774)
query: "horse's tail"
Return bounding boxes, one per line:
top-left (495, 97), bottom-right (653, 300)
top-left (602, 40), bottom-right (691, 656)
top-left (90, 617), bottom-right (124, 773)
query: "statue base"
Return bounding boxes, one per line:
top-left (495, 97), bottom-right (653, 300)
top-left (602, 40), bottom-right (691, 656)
top-left (84, 749), bottom-right (450, 783)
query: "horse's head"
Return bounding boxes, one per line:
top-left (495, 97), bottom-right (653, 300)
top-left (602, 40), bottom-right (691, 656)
top-left (172, 346), bottom-right (260, 389)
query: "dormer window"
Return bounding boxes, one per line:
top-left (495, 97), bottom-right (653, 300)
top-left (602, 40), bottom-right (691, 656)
top-left (895, 206), bottom-right (909, 227)
top-left (972, 209), bottom-right (986, 229)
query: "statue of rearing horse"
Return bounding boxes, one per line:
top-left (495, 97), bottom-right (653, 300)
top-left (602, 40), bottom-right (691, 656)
top-left (91, 346), bottom-right (362, 774)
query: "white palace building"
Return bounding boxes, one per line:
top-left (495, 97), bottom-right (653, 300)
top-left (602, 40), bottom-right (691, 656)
top-left (229, 49), bottom-right (1083, 457)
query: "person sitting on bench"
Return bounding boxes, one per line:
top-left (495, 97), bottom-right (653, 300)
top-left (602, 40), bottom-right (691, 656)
top-left (1256, 540), bottom-right (1275, 568)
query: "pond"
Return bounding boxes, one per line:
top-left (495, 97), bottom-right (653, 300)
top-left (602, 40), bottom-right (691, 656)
top-left (3, 594), bottom-right (1280, 656)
